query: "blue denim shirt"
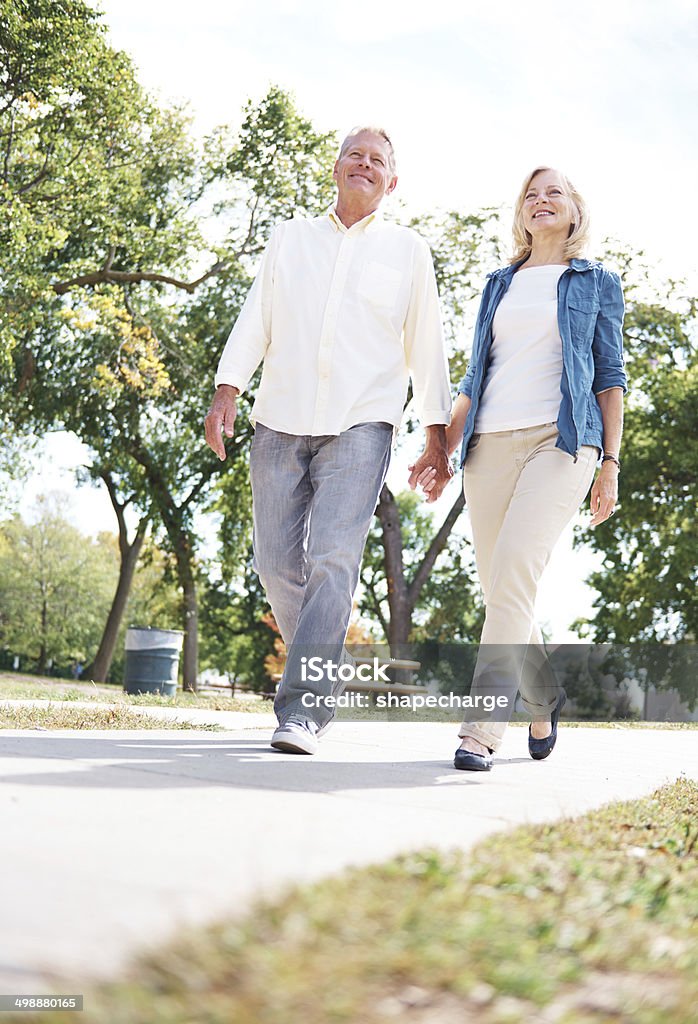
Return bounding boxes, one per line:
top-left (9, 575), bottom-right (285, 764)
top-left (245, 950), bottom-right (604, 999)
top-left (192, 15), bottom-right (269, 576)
top-left (457, 258), bottom-right (627, 466)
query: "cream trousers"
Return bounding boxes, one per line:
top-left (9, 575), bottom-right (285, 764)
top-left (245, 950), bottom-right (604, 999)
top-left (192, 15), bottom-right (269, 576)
top-left (459, 422), bottom-right (597, 751)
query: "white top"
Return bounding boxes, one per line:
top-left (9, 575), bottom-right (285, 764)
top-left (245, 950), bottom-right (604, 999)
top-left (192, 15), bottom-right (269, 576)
top-left (215, 206), bottom-right (452, 435)
top-left (475, 265), bottom-right (567, 433)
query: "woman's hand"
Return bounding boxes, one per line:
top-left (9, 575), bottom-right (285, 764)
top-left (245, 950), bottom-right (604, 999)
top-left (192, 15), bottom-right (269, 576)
top-left (589, 462), bottom-right (619, 527)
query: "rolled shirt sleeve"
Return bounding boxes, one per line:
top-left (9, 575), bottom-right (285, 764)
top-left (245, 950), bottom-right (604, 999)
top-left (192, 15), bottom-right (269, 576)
top-left (456, 282), bottom-right (492, 398)
top-left (457, 361), bottom-right (476, 399)
top-left (403, 237), bottom-right (452, 426)
top-left (592, 269), bottom-right (627, 395)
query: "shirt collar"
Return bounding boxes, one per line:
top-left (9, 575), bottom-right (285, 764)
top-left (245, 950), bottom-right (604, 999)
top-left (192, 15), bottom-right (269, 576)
top-left (488, 256), bottom-right (600, 280)
top-left (327, 204), bottom-right (383, 234)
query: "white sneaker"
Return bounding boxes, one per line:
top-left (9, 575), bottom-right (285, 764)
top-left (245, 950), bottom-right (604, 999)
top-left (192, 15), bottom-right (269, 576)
top-left (271, 714), bottom-right (320, 755)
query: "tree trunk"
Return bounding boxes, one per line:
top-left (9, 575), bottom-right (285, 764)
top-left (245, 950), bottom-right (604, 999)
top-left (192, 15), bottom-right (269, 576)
top-left (86, 524), bottom-right (146, 683)
top-left (181, 568), bottom-right (198, 693)
top-left (125, 434), bottom-right (219, 694)
top-left (84, 470), bottom-right (149, 683)
top-left (38, 599), bottom-right (48, 675)
top-left (168, 525), bottom-right (198, 692)
top-left (375, 485), bottom-right (412, 654)
top-left (375, 485), bottom-right (466, 651)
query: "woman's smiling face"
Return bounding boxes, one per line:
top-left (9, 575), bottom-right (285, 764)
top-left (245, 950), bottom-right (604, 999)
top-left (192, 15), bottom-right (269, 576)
top-left (522, 169), bottom-right (578, 243)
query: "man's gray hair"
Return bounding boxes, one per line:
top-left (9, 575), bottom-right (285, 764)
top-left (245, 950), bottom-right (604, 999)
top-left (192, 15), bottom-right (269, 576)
top-left (339, 126), bottom-right (397, 176)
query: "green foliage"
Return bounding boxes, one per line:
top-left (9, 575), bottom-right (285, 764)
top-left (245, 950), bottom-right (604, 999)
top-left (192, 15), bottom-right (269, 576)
top-left (0, 496), bottom-right (118, 672)
top-left (212, 85), bottom-right (337, 261)
top-left (200, 567), bottom-right (277, 689)
top-left (575, 252), bottom-right (697, 644)
top-left (361, 489), bottom-right (482, 643)
top-left (2, 6), bottom-right (337, 683)
top-left (409, 208), bottom-right (503, 359)
top-left (0, 0), bottom-right (188, 370)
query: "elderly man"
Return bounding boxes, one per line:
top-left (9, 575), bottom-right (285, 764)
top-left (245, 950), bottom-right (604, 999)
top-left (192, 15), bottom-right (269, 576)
top-left (204, 126), bottom-right (452, 754)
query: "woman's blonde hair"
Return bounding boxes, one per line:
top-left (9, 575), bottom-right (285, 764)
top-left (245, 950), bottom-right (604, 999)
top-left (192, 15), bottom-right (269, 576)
top-left (510, 167), bottom-right (590, 264)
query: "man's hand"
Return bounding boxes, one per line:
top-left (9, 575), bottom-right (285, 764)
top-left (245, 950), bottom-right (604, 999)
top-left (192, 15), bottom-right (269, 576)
top-left (589, 462), bottom-right (619, 527)
top-left (408, 426), bottom-right (453, 504)
top-left (204, 385), bottom-right (239, 461)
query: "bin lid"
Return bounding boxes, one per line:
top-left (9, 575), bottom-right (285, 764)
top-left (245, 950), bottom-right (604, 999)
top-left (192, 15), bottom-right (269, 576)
top-left (125, 627), bottom-right (185, 652)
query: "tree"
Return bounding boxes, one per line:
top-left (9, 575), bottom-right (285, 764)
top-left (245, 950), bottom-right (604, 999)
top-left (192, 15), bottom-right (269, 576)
top-left (360, 489), bottom-right (483, 649)
top-left (575, 256), bottom-right (697, 644)
top-left (0, 496), bottom-right (118, 673)
top-left (5, 65), bottom-right (338, 688)
top-left (572, 253), bottom-right (698, 708)
top-left (0, 0), bottom-right (162, 368)
top-left (82, 467), bottom-right (149, 683)
top-left (1, 0), bottom-right (206, 681)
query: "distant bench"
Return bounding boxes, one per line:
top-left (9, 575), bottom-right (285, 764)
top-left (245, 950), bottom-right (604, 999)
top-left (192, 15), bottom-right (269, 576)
top-left (345, 657), bottom-right (424, 698)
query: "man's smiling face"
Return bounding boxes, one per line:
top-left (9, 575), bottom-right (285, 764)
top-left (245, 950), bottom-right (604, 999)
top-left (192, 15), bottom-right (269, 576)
top-left (333, 130), bottom-right (397, 212)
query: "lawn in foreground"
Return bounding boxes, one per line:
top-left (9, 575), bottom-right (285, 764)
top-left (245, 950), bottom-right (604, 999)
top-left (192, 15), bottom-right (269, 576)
top-left (11, 777), bottom-right (697, 1024)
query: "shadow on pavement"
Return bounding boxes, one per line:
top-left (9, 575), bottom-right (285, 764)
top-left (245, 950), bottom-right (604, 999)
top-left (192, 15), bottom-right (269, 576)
top-left (0, 734), bottom-right (540, 793)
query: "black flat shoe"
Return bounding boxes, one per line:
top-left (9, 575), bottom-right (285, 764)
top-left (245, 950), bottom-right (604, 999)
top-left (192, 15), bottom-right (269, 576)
top-left (528, 691), bottom-right (567, 761)
top-left (454, 747), bottom-right (493, 771)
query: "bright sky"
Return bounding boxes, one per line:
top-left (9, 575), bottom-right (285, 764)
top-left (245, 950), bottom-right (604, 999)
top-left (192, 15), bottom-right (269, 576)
top-left (17, 0), bottom-right (697, 640)
top-left (96, 0), bottom-right (698, 284)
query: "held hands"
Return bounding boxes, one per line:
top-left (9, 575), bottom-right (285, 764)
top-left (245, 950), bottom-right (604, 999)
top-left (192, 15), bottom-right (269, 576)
top-left (408, 444), bottom-right (454, 504)
top-left (589, 461), bottom-right (619, 527)
top-left (408, 417), bottom-right (463, 503)
top-left (204, 385), bottom-right (239, 461)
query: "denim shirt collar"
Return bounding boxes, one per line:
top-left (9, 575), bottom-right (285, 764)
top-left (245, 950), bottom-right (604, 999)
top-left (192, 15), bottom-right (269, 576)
top-left (487, 256), bottom-right (601, 281)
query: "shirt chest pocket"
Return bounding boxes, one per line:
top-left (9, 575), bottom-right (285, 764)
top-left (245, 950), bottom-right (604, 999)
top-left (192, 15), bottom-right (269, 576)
top-left (568, 296), bottom-right (600, 348)
top-left (357, 260), bottom-right (403, 311)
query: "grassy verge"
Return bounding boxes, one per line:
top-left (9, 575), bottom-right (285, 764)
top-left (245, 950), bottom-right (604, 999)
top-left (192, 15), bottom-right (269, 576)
top-left (0, 671), bottom-right (271, 714)
top-left (0, 703), bottom-right (222, 731)
top-left (3, 674), bottom-right (695, 727)
top-left (13, 777), bottom-right (698, 1024)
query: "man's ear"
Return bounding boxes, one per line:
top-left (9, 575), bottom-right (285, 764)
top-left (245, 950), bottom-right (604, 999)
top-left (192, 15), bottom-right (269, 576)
top-left (386, 175), bottom-right (398, 196)
top-left (332, 160), bottom-right (339, 183)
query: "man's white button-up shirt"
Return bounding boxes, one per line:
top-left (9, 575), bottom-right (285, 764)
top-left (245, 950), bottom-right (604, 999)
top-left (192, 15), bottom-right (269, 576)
top-left (214, 206), bottom-right (452, 435)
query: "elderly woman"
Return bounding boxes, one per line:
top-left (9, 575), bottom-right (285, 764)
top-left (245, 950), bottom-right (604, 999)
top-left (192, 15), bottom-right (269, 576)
top-left (417, 166), bottom-right (626, 771)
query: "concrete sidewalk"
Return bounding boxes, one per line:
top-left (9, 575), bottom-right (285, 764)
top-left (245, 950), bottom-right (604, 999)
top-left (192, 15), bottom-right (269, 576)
top-left (1, 706), bottom-right (696, 994)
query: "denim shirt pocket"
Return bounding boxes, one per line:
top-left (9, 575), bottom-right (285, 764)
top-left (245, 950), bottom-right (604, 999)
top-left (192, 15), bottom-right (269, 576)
top-left (567, 296), bottom-right (600, 349)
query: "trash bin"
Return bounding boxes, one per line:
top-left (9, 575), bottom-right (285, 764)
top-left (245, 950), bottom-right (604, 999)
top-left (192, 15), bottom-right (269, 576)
top-left (123, 627), bottom-right (184, 696)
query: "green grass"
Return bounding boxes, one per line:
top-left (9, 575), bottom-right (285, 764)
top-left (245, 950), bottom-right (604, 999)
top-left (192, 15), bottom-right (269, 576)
top-left (0, 670), bottom-right (272, 714)
top-left (11, 778), bottom-right (698, 1023)
top-left (3, 672), bottom-right (695, 728)
top-left (0, 703), bottom-right (222, 731)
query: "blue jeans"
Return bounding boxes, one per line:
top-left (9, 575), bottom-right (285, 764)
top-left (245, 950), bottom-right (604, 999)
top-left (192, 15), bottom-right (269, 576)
top-left (249, 421), bottom-right (393, 727)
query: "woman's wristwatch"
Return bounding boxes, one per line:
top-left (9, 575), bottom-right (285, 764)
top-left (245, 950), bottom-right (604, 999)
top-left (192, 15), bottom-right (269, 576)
top-left (601, 454), bottom-right (621, 470)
